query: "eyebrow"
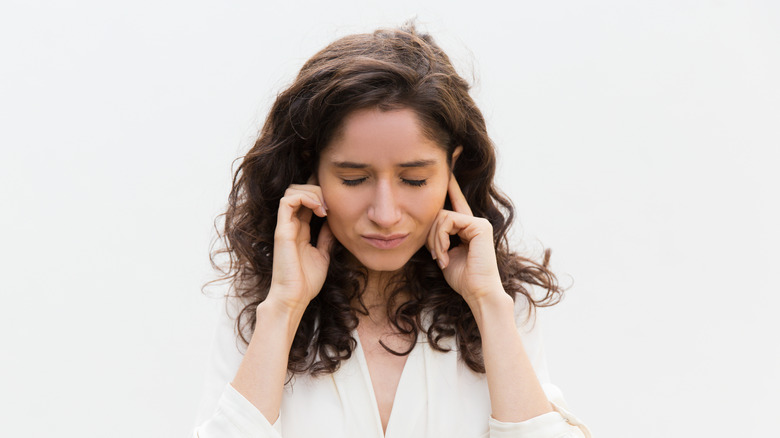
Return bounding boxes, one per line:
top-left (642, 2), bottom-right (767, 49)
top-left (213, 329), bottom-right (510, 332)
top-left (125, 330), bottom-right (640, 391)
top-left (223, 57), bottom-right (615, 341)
top-left (331, 159), bottom-right (438, 169)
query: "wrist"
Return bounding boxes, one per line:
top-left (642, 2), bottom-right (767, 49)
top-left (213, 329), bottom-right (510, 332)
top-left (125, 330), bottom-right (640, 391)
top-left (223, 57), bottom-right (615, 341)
top-left (466, 291), bottom-right (514, 326)
top-left (262, 287), bottom-right (311, 315)
top-left (257, 296), bottom-right (309, 333)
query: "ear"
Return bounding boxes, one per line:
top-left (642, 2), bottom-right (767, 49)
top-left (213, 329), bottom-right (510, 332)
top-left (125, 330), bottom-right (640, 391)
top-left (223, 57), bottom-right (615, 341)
top-left (451, 146), bottom-right (463, 170)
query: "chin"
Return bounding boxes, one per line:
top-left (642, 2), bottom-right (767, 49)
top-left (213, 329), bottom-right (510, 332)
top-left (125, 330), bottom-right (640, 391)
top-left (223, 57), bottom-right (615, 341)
top-left (350, 250), bottom-right (417, 273)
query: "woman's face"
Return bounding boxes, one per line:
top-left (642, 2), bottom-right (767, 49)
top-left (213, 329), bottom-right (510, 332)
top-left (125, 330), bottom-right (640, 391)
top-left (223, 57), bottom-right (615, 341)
top-left (317, 107), bottom-right (454, 273)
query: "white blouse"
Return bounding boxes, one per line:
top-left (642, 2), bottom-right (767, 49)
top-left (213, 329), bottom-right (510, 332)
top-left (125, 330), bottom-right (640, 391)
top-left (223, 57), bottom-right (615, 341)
top-left (192, 295), bottom-right (591, 438)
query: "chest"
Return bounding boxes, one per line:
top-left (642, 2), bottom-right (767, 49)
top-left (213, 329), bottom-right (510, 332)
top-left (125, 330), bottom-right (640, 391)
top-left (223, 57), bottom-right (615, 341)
top-left (279, 327), bottom-right (494, 438)
top-left (358, 329), bottom-right (413, 434)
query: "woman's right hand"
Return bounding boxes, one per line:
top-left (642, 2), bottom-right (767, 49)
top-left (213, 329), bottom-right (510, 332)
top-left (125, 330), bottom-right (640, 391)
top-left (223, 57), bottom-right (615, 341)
top-left (266, 177), bottom-right (335, 314)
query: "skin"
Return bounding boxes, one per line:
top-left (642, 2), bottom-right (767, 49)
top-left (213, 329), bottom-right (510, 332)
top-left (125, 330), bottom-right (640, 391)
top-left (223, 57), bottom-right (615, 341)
top-left (230, 107), bottom-right (554, 432)
top-left (315, 108), bottom-right (459, 431)
top-left (316, 108), bottom-right (456, 306)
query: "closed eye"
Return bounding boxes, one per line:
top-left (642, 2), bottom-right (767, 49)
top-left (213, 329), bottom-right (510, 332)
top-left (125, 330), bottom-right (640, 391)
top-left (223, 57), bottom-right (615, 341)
top-left (341, 177), bottom-right (367, 186)
top-left (403, 179), bottom-right (427, 187)
top-left (340, 177), bottom-right (427, 187)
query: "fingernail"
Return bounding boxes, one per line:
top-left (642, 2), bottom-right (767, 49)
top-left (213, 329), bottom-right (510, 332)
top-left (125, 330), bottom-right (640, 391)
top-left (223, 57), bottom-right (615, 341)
top-left (431, 250), bottom-right (437, 260)
top-left (437, 259), bottom-right (445, 269)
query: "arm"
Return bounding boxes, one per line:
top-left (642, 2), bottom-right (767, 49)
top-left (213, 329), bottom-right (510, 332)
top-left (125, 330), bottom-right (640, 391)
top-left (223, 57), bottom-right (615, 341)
top-left (192, 298), bottom-right (297, 438)
top-left (228, 179), bottom-right (333, 423)
top-left (472, 294), bottom-right (591, 438)
top-left (230, 298), bottom-right (306, 424)
top-left (193, 296), bottom-right (304, 438)
top-left (469, 293), bottom-right (552, 422)
top-left (429, 174), bottom-right (590, 437)
top-left (194, 181), bottom-right (334, 437)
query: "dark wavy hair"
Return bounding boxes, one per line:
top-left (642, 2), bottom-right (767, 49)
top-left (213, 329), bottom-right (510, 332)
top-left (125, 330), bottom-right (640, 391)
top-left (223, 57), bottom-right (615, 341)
top-left (208, 23), bottom-right (564, 377)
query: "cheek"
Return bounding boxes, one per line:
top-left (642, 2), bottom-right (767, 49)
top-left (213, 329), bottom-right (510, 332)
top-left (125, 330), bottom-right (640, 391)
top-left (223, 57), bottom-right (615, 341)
top-left (320, 185), bottom-right (364, 232)
top-left (320, 179), bottom-right (348, 210)
top-left (413, 185), bottom-right (449, 223)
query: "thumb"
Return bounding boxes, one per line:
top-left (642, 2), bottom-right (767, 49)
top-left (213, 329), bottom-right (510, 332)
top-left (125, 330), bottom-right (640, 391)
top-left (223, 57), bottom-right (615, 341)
top-left (316, 221), bottom-right (335, 259)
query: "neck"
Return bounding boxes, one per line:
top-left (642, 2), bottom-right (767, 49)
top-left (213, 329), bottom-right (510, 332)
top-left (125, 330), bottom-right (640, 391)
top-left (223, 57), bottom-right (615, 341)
top-left (354, 268), bottom-right (407, 326)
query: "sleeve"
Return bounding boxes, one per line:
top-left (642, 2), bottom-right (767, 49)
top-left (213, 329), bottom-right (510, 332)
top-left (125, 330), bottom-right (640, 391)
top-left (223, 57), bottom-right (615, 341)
top-left (190, 295), bottom-right (284, 437)
top-left (485, 297), bottom-right (592, 438)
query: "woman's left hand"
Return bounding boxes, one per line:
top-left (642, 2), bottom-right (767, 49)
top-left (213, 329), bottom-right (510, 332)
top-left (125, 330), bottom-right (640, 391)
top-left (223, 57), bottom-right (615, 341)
top-left (426, 174), bottom-right (506, 306)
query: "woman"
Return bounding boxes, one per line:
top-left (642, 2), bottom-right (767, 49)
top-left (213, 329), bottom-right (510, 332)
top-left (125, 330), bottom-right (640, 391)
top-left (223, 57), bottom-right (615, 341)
top-left (193, 24), bottom-right (590, 438)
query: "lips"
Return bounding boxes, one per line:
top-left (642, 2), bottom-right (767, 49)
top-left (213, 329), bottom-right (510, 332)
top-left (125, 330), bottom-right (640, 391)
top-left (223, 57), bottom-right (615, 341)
top-left (361, 233), bottom-right (409, 249)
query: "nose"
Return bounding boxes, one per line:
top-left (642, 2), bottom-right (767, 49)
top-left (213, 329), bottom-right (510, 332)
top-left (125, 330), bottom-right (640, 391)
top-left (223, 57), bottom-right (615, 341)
top-left (367, 179), bottom-right (402, 229)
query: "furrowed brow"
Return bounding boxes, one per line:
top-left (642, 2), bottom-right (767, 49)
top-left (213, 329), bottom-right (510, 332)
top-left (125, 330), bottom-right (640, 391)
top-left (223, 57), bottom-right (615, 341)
top-left (332, 161), bottom-right (369, 169)
top-left (331, 159), bottom-right (438, 169)
top-left (399, 159), bottom-right (437, 168)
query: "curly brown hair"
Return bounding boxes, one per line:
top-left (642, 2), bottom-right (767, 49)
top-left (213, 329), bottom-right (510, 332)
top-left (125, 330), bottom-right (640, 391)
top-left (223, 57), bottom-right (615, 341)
top-left (208, 23), bottom-right (564, 377)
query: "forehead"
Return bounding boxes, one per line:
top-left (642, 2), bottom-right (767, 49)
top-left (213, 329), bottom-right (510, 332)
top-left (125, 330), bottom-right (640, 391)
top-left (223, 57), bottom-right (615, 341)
top-left (321, 108), bottom-right (447, 166)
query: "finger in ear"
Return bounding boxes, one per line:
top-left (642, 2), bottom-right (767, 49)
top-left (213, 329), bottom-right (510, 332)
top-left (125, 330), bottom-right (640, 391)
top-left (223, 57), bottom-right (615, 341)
top-left (451, 145), bottom-right (463, 170)
top-left (317, 221), bottom-right (335, 255)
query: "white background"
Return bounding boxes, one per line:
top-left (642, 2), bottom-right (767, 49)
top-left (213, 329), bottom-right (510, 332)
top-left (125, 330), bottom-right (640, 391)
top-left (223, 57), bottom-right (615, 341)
top-left (1, 1), bottom-right (778, 437)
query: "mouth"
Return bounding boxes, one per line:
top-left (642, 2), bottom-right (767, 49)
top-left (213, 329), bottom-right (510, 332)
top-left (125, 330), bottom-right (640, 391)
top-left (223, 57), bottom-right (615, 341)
top-left (361, 233), bottom-right (409, 250)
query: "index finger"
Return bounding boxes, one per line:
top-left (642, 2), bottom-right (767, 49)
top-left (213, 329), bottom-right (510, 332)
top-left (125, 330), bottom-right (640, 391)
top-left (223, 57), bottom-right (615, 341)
top-left (448, 173), bottom-right (473, 216)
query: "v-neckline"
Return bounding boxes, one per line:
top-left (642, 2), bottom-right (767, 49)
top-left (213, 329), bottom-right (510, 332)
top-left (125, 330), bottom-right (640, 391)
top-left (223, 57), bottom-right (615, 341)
top-left (352, 328), bottom-right (426, 438)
